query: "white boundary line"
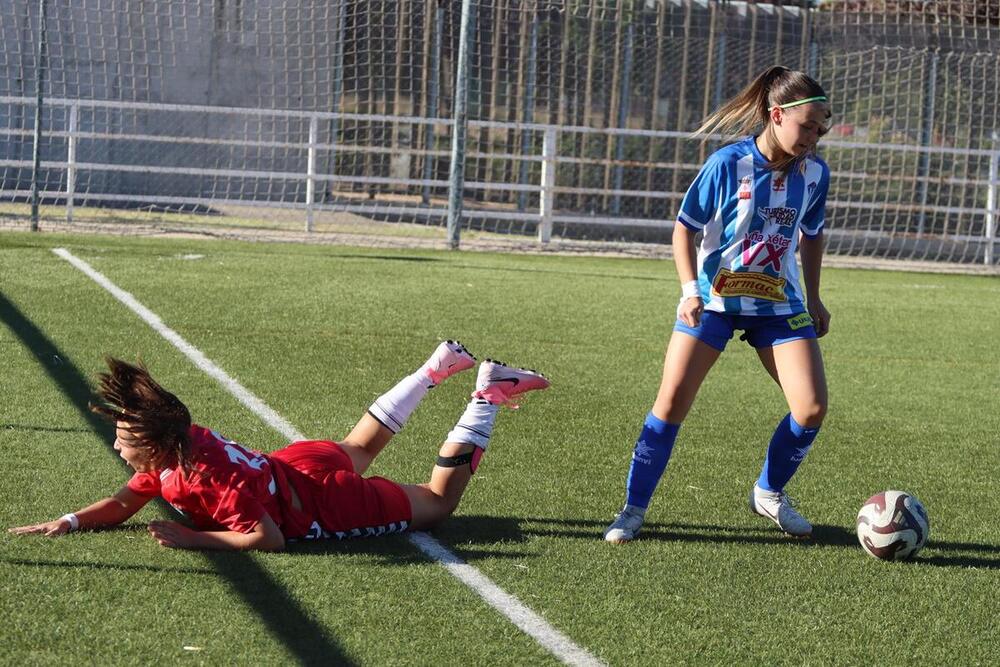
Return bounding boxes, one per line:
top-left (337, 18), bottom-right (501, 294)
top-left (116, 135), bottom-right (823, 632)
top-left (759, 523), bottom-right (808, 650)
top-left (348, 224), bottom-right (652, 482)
top-left (51, 247), bottom-right (605, 667)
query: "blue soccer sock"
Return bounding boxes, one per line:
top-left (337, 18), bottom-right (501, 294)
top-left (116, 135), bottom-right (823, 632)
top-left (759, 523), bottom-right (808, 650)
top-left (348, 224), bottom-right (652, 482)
top-left (624, 412), bottom-right (680, 509)
top-left (756, 413), bottom-right (820, 492)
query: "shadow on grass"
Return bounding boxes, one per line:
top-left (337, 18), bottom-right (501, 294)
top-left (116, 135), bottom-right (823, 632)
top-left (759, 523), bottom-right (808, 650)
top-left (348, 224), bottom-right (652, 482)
top-left (321, 253), bottom-right (443, 263)
top-left (1, 423), bottom-right (95, 435)
top-left (289, 515), bottom-right (531, 564)
top-left (0, 291), bottom-right (357, 666)
top-left (0, 556), bottom-right (216, 576)
top-left (514, 515), bottom-right (1000, 569)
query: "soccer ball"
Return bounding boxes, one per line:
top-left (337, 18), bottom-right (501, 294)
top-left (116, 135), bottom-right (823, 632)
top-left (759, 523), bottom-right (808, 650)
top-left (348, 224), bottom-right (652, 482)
top-left (856, 490), bottom-right (929, 561)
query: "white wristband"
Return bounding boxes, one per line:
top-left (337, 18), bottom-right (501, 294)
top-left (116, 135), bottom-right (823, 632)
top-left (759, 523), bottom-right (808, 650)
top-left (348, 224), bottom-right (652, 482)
top-left (681, 280), bottom-right (700, 300)
top-left (61, 513), bottom-right (80, 532)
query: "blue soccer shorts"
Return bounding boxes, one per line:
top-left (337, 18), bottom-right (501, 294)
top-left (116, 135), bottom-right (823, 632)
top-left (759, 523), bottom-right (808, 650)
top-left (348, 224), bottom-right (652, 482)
top-left (673, 310), bottom-right (817, 352)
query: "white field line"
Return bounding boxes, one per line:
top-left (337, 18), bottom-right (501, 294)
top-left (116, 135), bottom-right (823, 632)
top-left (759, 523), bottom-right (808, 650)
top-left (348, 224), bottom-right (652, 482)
top-left (52, 247), bottom-right (605, 667)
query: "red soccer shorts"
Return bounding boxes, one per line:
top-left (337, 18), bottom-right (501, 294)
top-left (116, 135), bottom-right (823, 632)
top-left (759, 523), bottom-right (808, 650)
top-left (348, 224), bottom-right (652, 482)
top-left (270, 440), bottom-right (412, 538)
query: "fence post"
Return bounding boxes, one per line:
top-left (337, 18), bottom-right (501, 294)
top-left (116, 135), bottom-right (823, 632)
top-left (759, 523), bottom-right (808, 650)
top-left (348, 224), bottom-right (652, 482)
top-left (306, 116), bottom-right (317, 232)
top-left (66, 103), bottom-right (77, 223)
top-left (611, 22), bottom-right (634, 217)
top-left (422, 4), bottom-right (444, 204)
top-left (987, 132), bottom-right (998, 266)
top-left (30, 0), bottom-right (48, 232)
top-left (517, 10), bottom-right (539, 212)
top-left (916, 50), bottom-right (938, 237)
top-left (323, 0), bottom-right (346, 203)
top-left (538, 127), bottom-right (556, 244)
top-left (446, 0), bottom-right (476, 249)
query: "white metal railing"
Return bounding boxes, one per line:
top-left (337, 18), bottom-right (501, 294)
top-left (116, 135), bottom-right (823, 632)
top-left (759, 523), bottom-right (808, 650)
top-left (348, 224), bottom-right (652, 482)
top-left (1, 96), bottom-right (998, 263)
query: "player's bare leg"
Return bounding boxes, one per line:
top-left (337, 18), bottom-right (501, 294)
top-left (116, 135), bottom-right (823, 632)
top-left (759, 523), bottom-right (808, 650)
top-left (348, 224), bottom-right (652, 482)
top-left (339, 341), bottom-right (476, 474)
top-left (402, 360), bottom-right (550, 530)
top-left (651, 331), bottom-right (722, 423)
top-left (754, 346), bottom-right (781, 387)
top-left (749, 337), bottom-right (827, 537)
top-left (770, 337), bottom-right (827, 428)
top-left (605, 332), bottom-right (721, 543)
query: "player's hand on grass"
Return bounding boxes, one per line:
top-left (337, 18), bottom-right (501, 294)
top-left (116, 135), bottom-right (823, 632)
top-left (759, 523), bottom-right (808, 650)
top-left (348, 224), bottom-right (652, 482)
top-left (148, 520), bottom-right (201, 549)
top-left (809, 299), bottom-right (831, 337)
top-left (677, 296), bottom-right (704, 328)
top-left (8, 518), bottom-right (72, 537)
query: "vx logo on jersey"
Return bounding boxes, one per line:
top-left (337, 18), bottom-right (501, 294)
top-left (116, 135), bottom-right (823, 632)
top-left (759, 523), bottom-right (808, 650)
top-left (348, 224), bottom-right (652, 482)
top-left (757, 206), bottom-right (798, 227)
top-left (633, 439), bottom-right (655, 465)
top-left (742, 231), bottom-right (791, 271)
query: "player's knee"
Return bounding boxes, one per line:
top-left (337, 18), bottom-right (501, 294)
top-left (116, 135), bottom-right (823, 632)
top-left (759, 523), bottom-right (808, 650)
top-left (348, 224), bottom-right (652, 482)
top-left (793, 399), bottom-right (827, 429)
top-left (653, 388), bottom-right (692, 423)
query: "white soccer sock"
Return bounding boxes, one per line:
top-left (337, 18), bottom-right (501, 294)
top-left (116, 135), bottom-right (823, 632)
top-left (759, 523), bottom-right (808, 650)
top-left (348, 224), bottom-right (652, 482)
top-left (368, 371), bottom-right (434, 434)
top-left (445, 400), bottom-right (500, 450)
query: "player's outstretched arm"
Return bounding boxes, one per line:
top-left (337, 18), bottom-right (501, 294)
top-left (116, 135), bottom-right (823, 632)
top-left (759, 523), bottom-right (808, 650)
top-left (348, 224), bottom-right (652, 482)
top-left (147, 512), bottom-right (285, 552)
top-left (8, 486), bottom-right (150, 537)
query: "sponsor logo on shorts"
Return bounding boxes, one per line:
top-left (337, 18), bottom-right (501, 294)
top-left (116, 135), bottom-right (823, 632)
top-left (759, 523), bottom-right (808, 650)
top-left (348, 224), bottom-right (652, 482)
top-left (787, 313), bottom-right (813, 330)
top-left (301, 520), bottom-right (410, 541)
top-left (712, 269), bottom-right (787, 302)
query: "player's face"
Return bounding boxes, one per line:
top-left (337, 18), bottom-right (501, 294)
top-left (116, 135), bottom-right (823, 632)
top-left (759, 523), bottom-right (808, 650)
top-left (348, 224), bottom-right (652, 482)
top-left (773, 103), bottom-right (831, 156)
top-left (114, 422), bottom-right (154, 472)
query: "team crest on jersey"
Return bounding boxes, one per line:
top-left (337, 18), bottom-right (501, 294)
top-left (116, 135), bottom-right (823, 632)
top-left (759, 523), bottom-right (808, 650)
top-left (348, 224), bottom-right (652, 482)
top-left (772, 176), bottom-right (785, 192)
top-left (757, 206), bottom-right (798, 227)
top-left (737, 175), bottom-right (753, 200)
top-left (711, 268), bottom-right (787, 302)
top-left (807, 181), bottom-right (817, 195)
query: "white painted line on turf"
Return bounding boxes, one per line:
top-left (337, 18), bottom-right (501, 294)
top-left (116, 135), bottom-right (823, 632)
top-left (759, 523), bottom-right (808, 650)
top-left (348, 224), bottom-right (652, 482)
top-left (52, 247), bottom-right (306, 443)
top-left (408, 532), bottom-right (604, 667)
top-left (53, 247), bottom-right (606, 667)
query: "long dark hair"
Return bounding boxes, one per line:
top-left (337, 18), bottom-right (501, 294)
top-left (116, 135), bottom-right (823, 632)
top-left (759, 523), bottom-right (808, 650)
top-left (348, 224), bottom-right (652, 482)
top-left (91, 357), bottom-right (193, 470)
top-left (694, 65), bottom-right (830, 172)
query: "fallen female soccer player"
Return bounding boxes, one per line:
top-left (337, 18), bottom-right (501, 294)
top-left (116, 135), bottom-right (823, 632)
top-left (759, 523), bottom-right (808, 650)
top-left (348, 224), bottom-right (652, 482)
top-left (9, 342), bottom-right (549, 551)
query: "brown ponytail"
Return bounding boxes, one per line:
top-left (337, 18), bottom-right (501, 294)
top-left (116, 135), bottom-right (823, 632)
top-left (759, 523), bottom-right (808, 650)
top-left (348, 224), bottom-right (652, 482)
top-left (694, 66), bottom-right (829, 172)
top-left (91, 357), bottom-right (193, 471)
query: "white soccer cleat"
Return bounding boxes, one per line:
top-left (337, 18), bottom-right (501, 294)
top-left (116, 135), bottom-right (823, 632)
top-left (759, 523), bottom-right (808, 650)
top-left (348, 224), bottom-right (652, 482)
top-left (750, 484), bottom-right (812, 537)
top-left (472, 359), bottom-right (550, 406)
top-left (604, 505), bottom-right (646, 544)
top-left (423, 340), bottom-right (477, 385)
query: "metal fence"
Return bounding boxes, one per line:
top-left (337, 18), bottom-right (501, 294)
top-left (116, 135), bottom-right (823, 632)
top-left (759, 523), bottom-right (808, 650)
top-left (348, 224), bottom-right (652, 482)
top-left (1, 1), bottom-right (998, 265)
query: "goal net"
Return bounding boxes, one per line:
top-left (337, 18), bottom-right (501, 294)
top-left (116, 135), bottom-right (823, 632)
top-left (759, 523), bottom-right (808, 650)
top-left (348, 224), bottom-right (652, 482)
top-left (1, 0), bottom-right (997, 264)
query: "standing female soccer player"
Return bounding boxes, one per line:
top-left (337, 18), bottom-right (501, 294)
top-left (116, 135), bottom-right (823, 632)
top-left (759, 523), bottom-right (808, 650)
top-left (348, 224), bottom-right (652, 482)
top-left (604, 66), bottom-right (832, 542)
top-left (10, 342), bottom-right (549, 550)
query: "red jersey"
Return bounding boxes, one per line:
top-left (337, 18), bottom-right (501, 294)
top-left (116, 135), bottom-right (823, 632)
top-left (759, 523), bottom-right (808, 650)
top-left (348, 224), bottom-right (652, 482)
top-left (127, 425), bottom-right (412, 540)
top-left (127, 425), bottom-right (316, 538)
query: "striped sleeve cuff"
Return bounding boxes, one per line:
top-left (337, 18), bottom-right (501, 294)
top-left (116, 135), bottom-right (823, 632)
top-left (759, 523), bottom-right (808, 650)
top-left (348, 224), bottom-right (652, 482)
top-left (677, 211), bottom-right (706, 231)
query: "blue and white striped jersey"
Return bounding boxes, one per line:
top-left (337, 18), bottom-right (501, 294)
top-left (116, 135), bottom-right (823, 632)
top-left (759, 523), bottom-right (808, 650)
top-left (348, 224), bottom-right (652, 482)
top-left (677, 137), bottom-right (829, 316)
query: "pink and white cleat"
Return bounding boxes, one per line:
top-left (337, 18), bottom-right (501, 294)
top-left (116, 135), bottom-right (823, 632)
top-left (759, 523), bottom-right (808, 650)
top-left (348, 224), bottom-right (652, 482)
top-left (423, 340), bottom-right (477, 385)
top-left (473, 359), bottom-right (550, 406)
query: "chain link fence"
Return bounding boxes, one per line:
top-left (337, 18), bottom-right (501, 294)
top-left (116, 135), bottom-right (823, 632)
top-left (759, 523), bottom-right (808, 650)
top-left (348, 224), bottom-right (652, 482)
top-left (1, 1), bottom-right (998, 265)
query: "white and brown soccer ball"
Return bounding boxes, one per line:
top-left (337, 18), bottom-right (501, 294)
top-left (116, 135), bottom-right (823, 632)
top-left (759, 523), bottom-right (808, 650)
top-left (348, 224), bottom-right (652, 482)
top-left (856, 490), bottom-right (929, 561)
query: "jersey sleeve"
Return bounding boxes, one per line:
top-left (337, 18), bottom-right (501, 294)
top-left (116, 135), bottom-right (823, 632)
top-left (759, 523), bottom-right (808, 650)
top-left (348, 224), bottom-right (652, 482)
top-left (800, 161), bottom-right (830, 237)
top-left (677, 154), bottom-right (725, 232)
top-left (127, 471), bottom-right (162, 498)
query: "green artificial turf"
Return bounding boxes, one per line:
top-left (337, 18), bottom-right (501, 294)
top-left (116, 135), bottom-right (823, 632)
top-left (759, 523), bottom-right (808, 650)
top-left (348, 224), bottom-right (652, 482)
top-left (1, 231), bottom-right (997, 665)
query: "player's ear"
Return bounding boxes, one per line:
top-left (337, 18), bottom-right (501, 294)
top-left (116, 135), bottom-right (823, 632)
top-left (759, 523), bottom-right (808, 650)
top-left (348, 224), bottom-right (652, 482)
top-left (769, 105), bottom-right (784, 126)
